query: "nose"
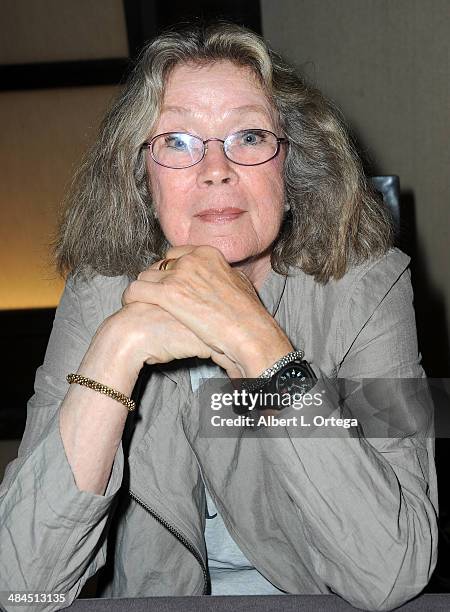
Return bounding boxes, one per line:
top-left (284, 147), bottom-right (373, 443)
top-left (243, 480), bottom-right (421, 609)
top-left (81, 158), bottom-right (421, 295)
top-left (196, 140), bottom-right (238, 187)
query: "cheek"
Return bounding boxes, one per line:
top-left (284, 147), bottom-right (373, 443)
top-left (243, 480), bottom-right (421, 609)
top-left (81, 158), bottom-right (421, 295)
top-left (259, 180), bottom-right (285, 241)
top-left (146, 163), bottom-right (162, 211)
top-left (251, 166), bottom-right (285, 221)
top-left (148, 165), bottom-right (186, 215)
top-left (147, 167), bottom-right (193, 244)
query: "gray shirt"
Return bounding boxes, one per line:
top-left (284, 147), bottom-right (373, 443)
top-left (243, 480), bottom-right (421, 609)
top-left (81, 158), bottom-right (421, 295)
top-left (190, 360), bottom-right (285, 595)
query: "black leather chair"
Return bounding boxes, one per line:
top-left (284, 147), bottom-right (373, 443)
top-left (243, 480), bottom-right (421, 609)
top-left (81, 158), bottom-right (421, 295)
top-left (369, 175), bottom-right (400, 235)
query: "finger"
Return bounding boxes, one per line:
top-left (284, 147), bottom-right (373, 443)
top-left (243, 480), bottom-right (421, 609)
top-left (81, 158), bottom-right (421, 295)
top-left (148, 248), bottom-right (193, 273)
top-left (149, 259), bottom-right (164, 270)
top-left (235, 269), bottom-right (249, 281)
top-left (210, 351), bottom-right (244, 378)
top-left (159, 258), bottom-right (178, 271)
top-left (164, 245), bottom-right (198, 259)
top-left (234, 268), bottom-right (254, 289)
top-left (122, 278), bottom-right (196, 329)
top-left (148, 245), bottom-right (224, 276)
top-left (137, 268), bottom-right (171, 281)
top-left (150, 258), bottom-right (175, 272)
top-left (122, 279), bottom-right (166, 306)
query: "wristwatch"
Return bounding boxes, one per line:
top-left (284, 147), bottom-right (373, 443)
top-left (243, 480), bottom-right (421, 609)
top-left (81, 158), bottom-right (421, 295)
top-left (264, 357), bottom-right (317, 398)
top-left (242, 350), bottom-right (317, 398)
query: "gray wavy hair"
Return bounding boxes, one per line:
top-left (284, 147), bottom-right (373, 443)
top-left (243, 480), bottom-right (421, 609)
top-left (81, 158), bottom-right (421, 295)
top-left (53, 21), bottom-right (393, 283)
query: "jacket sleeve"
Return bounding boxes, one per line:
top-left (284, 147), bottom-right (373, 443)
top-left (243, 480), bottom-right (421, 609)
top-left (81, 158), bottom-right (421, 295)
top-left (258, 262), bottom-right (438, 611)
top-left (0, 276), bottom-right (125, 612)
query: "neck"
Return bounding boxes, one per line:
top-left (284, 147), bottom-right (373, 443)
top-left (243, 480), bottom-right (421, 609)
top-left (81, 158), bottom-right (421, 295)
top-left (231, 249), bottom-right (272, 290)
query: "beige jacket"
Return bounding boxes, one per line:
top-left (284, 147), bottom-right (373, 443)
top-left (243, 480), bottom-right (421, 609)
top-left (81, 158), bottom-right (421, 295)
top-left (0, 248), bottom-right (437, 611)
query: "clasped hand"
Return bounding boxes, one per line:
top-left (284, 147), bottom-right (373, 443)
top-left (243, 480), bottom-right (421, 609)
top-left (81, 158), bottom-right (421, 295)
top-left (119, 245), bottom-right (293, 379)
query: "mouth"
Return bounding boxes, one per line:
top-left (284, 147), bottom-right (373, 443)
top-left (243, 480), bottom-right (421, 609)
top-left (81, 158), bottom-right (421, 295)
top-left (194, 207), bottom-right (246, 223)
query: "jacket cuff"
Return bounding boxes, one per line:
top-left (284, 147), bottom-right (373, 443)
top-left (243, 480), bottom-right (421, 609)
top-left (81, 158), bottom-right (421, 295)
top-left (37, 412), bottom-right (124, 523)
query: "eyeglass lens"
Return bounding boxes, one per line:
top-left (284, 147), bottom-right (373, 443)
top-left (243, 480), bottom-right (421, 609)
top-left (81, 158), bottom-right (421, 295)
top-left (150, 130), bottom-right (279, 168)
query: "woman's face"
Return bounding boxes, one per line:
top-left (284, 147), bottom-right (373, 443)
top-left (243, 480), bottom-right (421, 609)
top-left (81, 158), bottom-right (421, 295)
top-left (146, 61), bottom-right (286, 276)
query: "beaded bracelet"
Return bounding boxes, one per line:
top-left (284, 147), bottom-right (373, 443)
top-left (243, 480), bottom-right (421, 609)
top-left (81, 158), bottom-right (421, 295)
top-left (66, 373), bottom-right (136, 412)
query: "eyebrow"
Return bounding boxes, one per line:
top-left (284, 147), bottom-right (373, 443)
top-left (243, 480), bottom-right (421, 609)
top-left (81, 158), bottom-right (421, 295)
top-left (160, 104), bottom-right (271, 117)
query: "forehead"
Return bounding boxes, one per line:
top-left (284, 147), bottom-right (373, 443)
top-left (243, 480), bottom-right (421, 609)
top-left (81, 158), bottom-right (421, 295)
top-left (159, 61), bottom-right (276, 124)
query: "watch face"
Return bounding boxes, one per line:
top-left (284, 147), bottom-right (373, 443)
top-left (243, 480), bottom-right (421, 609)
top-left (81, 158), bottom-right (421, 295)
top-left (275, 362), bottom-right (316, 396)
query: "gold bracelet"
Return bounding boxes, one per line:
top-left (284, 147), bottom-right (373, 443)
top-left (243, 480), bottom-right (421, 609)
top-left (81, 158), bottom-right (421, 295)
top-left (66, 373), bottom-right (136, 412)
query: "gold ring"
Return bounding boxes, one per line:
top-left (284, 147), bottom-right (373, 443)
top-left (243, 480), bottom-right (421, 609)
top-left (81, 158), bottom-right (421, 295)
top-left (158, 258), bottom-right (176, 271)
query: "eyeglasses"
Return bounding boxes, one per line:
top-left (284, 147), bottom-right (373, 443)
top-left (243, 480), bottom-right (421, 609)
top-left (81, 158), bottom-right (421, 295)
top-left (142, 129), bottom-right (288, 169)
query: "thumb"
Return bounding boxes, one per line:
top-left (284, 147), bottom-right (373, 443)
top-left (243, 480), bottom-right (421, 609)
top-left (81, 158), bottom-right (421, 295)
top-left (210, 350), bottom-right (245, 379)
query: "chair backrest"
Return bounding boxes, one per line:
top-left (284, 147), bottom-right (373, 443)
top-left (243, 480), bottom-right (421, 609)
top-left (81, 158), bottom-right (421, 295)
top-left (369, 175), bottom-right (400, 234)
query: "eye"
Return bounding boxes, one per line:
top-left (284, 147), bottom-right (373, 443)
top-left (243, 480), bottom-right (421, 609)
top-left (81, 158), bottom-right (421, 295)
top-left (239, 130), bottom-right (266, 146)
top-left (164, 134), bottom-right (189, 151)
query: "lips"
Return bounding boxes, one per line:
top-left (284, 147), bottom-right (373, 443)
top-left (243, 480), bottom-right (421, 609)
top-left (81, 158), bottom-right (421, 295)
top-left (194, 207), bottom-right (245, 223)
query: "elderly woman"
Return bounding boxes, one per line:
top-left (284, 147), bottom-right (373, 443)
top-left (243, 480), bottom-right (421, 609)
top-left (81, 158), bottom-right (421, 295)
top-left (0, 22), bottom-right (437, 612)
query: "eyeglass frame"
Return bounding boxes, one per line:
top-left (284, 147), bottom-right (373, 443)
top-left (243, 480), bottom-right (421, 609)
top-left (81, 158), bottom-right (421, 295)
top-left (141, 129), bottom-right (289, 169)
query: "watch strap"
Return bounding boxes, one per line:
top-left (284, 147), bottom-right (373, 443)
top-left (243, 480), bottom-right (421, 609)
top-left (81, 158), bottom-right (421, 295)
top-left (242, 349), bottom-right (304, 394)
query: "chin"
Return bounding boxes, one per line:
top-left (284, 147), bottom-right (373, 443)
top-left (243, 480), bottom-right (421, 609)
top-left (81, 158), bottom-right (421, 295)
top-left (208, 240), bottom-right (275, 275)
top-left (198, 237), bottom-right (255, 263)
